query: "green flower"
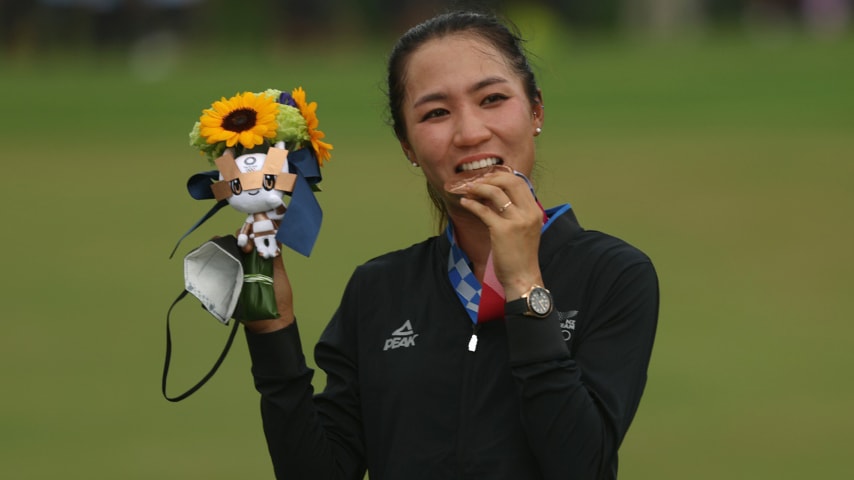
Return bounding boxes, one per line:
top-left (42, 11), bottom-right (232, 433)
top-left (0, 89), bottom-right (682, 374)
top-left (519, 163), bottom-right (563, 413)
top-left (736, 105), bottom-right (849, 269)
top-left (263, 88), bottom-right (283, 100)
top-left (273, 104), bottom-right (309, 148)
top-left (189, 121), bottom-right (226, 164)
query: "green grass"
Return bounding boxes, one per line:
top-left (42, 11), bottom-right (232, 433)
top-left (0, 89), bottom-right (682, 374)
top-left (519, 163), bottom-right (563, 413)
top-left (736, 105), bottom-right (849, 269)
top-left (1, 31), bottom-right (853, 479)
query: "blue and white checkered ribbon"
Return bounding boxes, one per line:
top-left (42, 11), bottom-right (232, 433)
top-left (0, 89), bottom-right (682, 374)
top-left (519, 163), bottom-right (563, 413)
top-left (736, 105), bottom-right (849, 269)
top-left (447, 231), bottom-right (480, 324)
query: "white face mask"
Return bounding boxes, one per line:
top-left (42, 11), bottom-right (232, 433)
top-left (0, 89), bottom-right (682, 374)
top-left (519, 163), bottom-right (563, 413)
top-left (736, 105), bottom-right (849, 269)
top-left (183, 237), bottom-right (244, 324)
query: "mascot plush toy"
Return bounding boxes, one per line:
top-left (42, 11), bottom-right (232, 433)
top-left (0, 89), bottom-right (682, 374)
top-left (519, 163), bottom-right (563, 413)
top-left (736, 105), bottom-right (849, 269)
top-left (213, 143), bottom-right (293, 259)
top-left (174, 87), bottom-right (332, 322)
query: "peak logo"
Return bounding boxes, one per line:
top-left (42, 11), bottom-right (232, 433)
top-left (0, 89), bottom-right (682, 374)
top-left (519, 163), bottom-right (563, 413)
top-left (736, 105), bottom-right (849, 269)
top-left (383, 320), bottom-right (419, 351)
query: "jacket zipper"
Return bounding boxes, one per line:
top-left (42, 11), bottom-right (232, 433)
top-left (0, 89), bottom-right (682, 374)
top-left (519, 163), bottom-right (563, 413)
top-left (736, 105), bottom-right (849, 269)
top-left (467, 323), bottom-right (481, 352)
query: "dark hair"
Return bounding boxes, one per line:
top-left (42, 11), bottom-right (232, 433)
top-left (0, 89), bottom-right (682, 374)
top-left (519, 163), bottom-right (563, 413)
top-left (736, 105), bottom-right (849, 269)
top-left (386, 10), bottom-right (540, 142)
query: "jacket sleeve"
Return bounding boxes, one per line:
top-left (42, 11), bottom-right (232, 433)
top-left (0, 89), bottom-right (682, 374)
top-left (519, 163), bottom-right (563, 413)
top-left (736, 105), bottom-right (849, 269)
top-left (245, 311), bottom-right (366, 480)
top-left (505, 259), bottom-right (659, 479)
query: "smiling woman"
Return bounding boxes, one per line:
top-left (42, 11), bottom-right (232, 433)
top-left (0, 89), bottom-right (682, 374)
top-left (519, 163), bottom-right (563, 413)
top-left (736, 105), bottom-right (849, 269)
top-left (240, 10), bottom-right (659, 480)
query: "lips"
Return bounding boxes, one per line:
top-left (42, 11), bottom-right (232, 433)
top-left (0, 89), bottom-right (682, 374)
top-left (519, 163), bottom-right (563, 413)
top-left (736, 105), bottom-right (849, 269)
top-left (444, 164), bottom-right (513, 195)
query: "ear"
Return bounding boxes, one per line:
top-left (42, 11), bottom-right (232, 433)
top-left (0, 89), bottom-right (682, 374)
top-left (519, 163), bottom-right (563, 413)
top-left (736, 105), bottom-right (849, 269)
top-left (400, 140), bottom-right (416, 165)
top-left (532, 89), bottom-right (544, 130)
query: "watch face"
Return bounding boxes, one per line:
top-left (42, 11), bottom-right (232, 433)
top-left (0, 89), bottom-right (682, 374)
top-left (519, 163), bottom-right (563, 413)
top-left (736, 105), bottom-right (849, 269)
top-left (529, 288), bottom-right (552, 316)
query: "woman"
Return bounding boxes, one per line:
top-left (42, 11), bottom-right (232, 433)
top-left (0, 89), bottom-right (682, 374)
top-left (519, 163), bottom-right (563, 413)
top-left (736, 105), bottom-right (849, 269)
top-left (243, 10), bottom-right (658, 480)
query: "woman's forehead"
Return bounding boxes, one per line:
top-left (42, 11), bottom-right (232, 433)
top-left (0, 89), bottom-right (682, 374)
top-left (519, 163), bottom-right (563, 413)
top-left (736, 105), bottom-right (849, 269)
top-left (409, 33), bottom-right (507, 68)
top-left (403, 35), bottom-right (515, 95)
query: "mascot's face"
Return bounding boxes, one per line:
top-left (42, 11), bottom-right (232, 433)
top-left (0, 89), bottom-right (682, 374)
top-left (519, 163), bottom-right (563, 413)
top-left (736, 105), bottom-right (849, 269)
top-left (221, 151), bottom-right (288, 214)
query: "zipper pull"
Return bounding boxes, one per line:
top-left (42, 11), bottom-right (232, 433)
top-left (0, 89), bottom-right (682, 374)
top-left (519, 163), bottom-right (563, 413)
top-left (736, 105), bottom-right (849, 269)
top-left (468, 324), bottom-right (480, 352)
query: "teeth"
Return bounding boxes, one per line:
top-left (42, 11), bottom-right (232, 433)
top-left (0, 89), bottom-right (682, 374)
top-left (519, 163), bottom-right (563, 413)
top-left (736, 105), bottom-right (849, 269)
top-left (460, 157), bottom-right (500, 172)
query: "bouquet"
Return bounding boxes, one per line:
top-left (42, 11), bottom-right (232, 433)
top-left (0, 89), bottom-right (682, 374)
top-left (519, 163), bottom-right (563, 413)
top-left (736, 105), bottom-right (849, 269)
top-left (175, 87), bottom-right (333, 322)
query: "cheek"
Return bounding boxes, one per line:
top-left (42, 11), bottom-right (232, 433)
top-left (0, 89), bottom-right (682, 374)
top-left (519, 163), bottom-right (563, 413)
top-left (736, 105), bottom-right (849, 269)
top-left (408, 124), bottom-right (447, 160)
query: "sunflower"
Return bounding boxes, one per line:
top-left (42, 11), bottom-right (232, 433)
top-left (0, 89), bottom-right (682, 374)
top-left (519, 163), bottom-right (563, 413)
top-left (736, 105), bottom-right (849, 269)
top-left (291, 87), bottom-right (333, 165)
top-left (199, 91), bottom-right (279, 150)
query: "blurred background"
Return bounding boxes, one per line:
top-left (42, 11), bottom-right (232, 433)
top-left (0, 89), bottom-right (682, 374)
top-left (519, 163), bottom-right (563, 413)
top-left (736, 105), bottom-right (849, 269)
top-left (2, 0), bottom-right (853, 478)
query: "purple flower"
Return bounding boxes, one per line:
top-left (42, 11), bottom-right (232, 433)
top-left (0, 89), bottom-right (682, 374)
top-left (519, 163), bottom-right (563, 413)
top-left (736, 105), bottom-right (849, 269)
top-left (277, 92), bottom-right (296, 108)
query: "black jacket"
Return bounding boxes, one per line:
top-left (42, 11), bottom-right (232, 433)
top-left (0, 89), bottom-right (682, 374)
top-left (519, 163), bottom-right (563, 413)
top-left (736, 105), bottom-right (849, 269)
top-left (246, 206), bottom-right (659, 479)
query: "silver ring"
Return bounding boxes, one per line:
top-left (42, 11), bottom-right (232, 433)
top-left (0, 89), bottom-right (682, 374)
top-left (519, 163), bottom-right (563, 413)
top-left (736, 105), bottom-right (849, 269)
top-left (499, 200), bottom-right (513, 213)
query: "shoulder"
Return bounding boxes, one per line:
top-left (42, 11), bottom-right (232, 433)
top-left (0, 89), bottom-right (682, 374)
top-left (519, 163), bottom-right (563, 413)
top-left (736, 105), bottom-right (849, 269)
top-left (576, 229), bottom-right (653, 270)
top-left (353, 236), bottom-right (444, 279)
top-left (335, 236), bottom-right (446, 314)
top-left (545, 207), bottom-right (654, 274)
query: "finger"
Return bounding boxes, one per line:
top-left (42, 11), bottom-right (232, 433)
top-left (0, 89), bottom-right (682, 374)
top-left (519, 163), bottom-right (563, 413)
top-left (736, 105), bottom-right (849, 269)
top-left (458, 195), bottom-right (499, 219)
top-left (466, 171), bottom-right (533, 205)
top-left (458, 179), bottom-right (526, 217)
top-left (497, 200), bottom-right (514, 214)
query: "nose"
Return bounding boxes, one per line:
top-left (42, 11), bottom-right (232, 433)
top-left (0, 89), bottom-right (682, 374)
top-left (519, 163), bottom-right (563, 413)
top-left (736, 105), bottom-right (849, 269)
top-left (452, 109), bottom-right (491, 148)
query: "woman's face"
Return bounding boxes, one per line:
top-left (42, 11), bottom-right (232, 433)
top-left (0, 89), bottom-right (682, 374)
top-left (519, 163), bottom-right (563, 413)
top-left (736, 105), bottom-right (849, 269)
top-left (399, 33), bottom-right (543, 214)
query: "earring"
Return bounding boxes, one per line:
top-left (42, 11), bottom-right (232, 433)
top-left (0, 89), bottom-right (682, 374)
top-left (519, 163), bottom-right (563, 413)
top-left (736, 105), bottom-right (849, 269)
top-left (412, 162), bottom-right (419, 167)
top-left (534, 127), bottom-right (542, 136)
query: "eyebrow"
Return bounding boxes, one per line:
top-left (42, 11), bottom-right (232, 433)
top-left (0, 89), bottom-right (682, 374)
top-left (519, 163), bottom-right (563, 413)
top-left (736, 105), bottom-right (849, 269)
top-left (412, 76), bottom-right (509, 109)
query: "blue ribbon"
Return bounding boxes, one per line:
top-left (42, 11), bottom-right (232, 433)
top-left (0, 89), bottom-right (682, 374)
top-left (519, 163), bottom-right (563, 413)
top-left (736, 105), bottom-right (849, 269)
top-left (187, 170), bottom-right (219, 200)
top-left (172, 148), bottom-right (324, 258)
top-left (276, 149), bottom-right (323, 257)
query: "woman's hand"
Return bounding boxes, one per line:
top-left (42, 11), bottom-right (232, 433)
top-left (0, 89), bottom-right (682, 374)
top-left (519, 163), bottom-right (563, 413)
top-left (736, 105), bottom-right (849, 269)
top-left (455, 170), bottom-right (544, 300)
top-left (243, 254), bottom-right (296, 333)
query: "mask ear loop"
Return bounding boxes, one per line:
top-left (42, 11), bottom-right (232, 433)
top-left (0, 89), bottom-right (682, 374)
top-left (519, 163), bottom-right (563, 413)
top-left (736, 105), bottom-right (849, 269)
top-left (163, 236), bottom-right (244, 402)
top-left (169, 199), bottom-right (229, 259)
top-left (162, 289), bottom-right (240, 402)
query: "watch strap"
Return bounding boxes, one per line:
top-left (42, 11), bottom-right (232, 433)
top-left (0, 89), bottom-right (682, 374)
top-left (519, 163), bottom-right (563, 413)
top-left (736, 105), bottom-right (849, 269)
top-left (504, 296), bottom-right (531, 317)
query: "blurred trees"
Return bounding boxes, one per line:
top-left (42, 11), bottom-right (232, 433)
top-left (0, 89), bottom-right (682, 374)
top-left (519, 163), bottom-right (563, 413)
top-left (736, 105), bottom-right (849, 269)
top-left (2, 0), bottom-right (851, 55)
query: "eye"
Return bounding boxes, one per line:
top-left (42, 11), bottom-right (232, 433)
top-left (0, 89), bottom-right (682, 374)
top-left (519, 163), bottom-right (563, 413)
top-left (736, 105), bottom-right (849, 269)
top-left (482, 93), bottom-right (508, 106)
top-left (230, 179), bottom-right (242, 195)
top-left (421, 108), bottom-right (449, 122)
top-left (263, 174), bottom-right (276, 191)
